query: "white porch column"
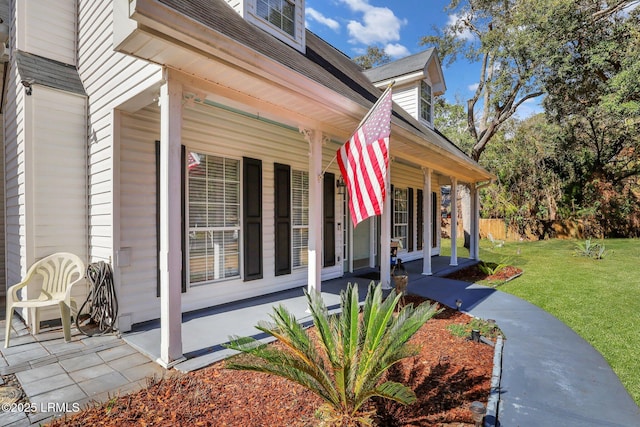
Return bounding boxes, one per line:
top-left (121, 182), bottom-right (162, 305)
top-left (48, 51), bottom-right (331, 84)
top-left (380, 165), bottom-right (392, 289)
top-left (158, 72), bottom-right (184, 367)
top-left (450, 177), bottom-right (458, 266)
top-left (422, 168), bottom-right (432, 275)
top-left (470, 183), bottom-right (480, 260)
top-left (302, 129), bottom-right (323, 295)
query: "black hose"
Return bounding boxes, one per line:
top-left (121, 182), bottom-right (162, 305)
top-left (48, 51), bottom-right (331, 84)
top-left (76, 261), bottom-right (118, 336)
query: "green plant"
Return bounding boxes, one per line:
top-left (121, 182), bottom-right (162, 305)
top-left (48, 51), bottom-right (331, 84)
top-left (224, 282), bottom-right (440, 426)
top-left (574, 239), bottom-right (609, 259)
top-left (447, 318), bottom-right (504, 340)
top-left (478, 258), bottom-right (510, 275)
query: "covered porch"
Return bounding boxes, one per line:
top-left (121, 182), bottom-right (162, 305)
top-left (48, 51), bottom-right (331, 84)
top-left (123, 256), bottom-right (477, 372)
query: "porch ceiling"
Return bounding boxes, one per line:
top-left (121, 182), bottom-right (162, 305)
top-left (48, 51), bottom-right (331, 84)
top-left (116, 0), bottom-right (494, 184)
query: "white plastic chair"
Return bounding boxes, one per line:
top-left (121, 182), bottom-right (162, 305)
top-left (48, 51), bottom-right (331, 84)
top-left (5, 253), bottom-right (86, 348)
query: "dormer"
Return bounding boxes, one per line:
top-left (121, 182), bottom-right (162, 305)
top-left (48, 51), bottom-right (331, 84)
top-left (223, 0), bottom-right (306, 52)
top-left (364, 49), bottom-right (446, 129)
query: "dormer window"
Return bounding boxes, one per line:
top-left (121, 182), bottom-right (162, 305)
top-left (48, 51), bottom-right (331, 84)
top-left (420, 81), bottom-right (432, 123)
top-left (257, 0), bottom-right (295, 37)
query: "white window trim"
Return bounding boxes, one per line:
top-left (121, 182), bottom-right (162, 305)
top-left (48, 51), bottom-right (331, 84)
top-left (255, 0), bottom-right (296, 37)
top-left (186, 151), bottom-right (242, 286)
top-left (393, 187), bottom-right (409, 251)
top-left (420, 81), bottom-right (433, 124)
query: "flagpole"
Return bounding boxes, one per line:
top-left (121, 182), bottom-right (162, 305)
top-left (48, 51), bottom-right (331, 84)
top-left (320, 80), bottom-right (395, 178)
top-left (356, 80), bottom-right (395, 130)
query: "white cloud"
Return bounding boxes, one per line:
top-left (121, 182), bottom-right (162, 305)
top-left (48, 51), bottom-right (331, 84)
top-left (468, 83), bottom-right (479, 92)
top-left (385, 43), bottom-right (410, 58)
top-left (339, 0), bottom-right (407, 45)
top-left (306, 7), bottom-right (340, 31)
top-left (448, 14), bottom-right (475, 41)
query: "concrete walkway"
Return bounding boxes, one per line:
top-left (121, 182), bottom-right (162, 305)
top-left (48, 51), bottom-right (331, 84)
top-left (1, 257), bottom-right (639, 426)
top-left (0, 315), bottom-right (167, 426)
top-left (406, 275), bottom-right (640, 427)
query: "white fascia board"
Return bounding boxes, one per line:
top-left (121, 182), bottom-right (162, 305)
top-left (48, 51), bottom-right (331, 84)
top-left (129, 0), bottom-right (368, 128)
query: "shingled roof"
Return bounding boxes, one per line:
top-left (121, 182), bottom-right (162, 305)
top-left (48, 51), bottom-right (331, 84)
top-left (160, 0), bottom-right (383, 107)
top-left (363, 48), bottom-right (437, 83)
top-left (16, 51), bottom-right (86, 96)
top-left (157, 0), bottom-right (474, 163)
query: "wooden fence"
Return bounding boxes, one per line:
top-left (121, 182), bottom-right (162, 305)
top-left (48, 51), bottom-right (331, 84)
top-left (442, 218), bottom-right (585, 241)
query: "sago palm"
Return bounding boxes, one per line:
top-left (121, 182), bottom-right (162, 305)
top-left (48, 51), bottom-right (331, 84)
top-left (224, 282), bottom-right (440, 426)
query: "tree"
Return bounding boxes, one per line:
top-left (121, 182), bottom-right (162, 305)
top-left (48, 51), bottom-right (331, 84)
top-left (428, 0), bottom-right (640, 239)
top-left (480, 114), bottom-right (567, 238)
top-left (225, 282), bottom-right (440, 426)
top-left (353, 46), bottom-right (391, 70)
top-left (422, 0), bottom-right (545, 162)
top-left (540, 1), bottom-right (640, 236)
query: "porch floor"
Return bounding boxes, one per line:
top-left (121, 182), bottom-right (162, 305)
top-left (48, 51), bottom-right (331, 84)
top-left (123, 256), bottom-right (477, 372)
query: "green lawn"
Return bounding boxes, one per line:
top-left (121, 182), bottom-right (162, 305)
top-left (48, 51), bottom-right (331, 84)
top-left (446, 238), bottom-right (640, 405)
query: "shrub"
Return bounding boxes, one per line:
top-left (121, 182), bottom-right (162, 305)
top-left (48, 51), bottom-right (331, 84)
top-left (224, 282), bottom-right (440, 426)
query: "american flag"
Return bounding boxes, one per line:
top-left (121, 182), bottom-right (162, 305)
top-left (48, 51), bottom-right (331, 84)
top-left (337, 86), bottom-right (393, 227)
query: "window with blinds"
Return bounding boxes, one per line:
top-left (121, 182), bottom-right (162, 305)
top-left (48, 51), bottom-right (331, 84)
top-left (292, 169), bottom-right (309, 268)
top-left (188, 153), bottom-right (241, 284)
top-left (393, 187), bottom-right (408, 249)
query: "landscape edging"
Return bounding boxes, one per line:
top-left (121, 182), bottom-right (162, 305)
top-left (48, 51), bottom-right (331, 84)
top-left (484, 334), bottom-right (503, 427)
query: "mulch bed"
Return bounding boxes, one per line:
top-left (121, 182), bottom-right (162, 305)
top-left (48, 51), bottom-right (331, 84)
top-left (446, 264), bottom-right (523, 285)
top-left (48, 296), bottom-right (494, 427)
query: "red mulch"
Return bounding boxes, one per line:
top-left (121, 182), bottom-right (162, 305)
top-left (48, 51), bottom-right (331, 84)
top-left (48, 297), bottom-right (493, 427)
top-left (446, 264), bottom-right (523, 284)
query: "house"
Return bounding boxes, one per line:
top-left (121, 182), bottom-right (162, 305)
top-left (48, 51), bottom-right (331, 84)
top-left (1, 0), bottom-right (493, 367)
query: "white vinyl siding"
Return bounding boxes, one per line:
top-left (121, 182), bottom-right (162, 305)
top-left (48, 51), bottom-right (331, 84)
top-left (118, 107), bottom-right (159, 324)
top-left (119, 100), bottom-right (313, 323)
top-left (391, 85), bottom-right (419, 120)
top-left (291, 169), bottom-right (308, 268)
top-left (0, 110), bottom-right (5, 294)
top-left (4, 51), bottom-right (27, 288)
top-left (16, 0), bottom-right (77, 65)
top-left (19, 87), bottom-right (88, 323)
top-left (78, 0), bottom-right (162, 263)
top-left (188, 154), bottom-right (241, 284)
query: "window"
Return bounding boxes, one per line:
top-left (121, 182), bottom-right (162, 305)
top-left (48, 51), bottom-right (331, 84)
top-left (257, 0), bottom-right (295, 36)
top-left (292, 169), bottom-right (308, 268)
top-left (393, 187), bottom-right (408, 249)
top-left (420, 81), bottom-right (432, 123)
top-left (188, 153), bottom-right (240, 284)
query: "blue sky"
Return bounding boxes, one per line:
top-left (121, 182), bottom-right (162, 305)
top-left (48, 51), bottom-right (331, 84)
top-left (305, 0), bottom-right (542, 118)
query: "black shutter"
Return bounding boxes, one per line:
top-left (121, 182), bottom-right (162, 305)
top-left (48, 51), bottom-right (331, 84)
top-left (155, 141), bottom-right (187, 297)
top-left (417, 189), bottom-right (424, 250)
top-left (323, 173), bottom-right (336, 267)
top-left (432, 192), bottom-right (438, 248)
top-left (274, 163), bottom-right (291, 276)
top-left (243, 157), bottom-right (263, 281)
top-left (408, 188), bottom-right (414, 252)
top-left (390, 184), bottom-right (395, 237)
